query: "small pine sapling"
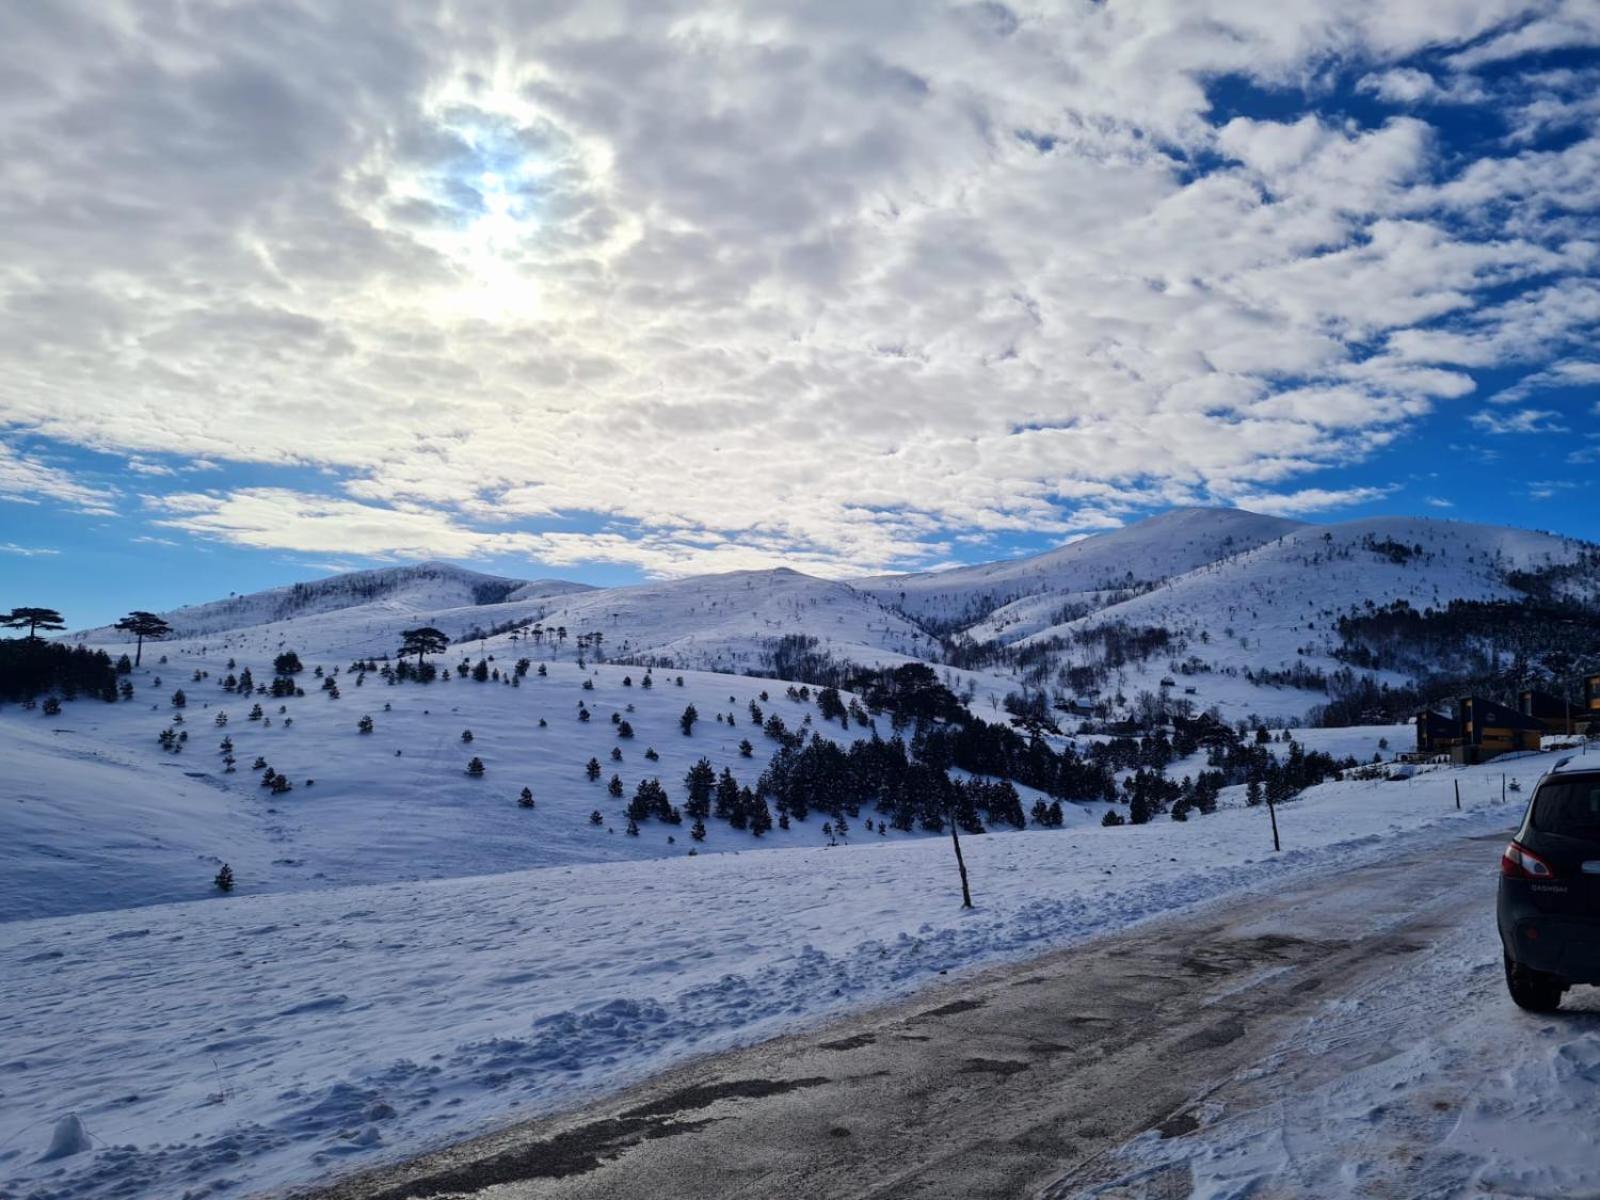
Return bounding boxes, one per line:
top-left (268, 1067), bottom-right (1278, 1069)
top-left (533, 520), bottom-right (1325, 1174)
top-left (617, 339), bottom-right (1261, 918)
top-left (214, 863), bottom-right (235, 893)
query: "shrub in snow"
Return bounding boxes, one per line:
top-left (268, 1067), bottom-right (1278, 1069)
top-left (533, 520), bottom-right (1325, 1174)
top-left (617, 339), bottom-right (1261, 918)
top-left (518, 787), bottom-right (535, 808)
top-left (644, 747), bottom-right (658, 761)
top-left (585, 757), bottom-right (601, 781)
top-left (171, 688), bottom-right (187, 708)
top-left (358, 715), bottom-right (374, 734)
top-left (617, 720), bottom-right (634, 739)
top-left (466, 756), bottom-right (485, 777)
top-left (41, 696), bottom-right (61, 716)
top-left (273, 651), bottom-right (303, 675)
top-left (1101, 810), bottom-right (1125, 827)
top-left (214, 863), bottom-right (235, 892)
top-left (608, 774), bottom-right (623, 798)
top-left (461, 729), bottom-right (474, 743)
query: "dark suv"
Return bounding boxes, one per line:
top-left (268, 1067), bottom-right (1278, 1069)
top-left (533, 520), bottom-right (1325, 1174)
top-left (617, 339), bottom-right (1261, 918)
top-left (1499, 758), bottom-right (1600, 1011)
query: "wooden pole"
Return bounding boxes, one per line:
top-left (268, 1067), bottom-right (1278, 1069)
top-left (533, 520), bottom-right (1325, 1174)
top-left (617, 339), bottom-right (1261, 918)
top-left (1502, 773), bottom-right (1506, 804)
top-left (1268, 796), bottom-right (1280, 852)
top-left (1455, 778), bottom-right (1461, 810)
top-left (949, 815), bottom-right (973, 909)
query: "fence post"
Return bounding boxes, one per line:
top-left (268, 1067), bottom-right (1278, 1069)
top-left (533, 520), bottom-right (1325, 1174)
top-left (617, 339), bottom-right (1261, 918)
top-left (1454, 778), bottom-right (1461, 810)
top-left (1268, 796), bottom-right (1280, 852)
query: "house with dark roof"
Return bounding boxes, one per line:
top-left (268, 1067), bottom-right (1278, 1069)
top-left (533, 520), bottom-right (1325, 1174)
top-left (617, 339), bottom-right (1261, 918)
top-left (1454, 695), bottom-right (1544, 764)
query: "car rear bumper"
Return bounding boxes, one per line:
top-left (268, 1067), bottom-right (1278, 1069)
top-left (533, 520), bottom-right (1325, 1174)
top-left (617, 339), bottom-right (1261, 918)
top-left (1499, 885), bottom-right (1600, 984)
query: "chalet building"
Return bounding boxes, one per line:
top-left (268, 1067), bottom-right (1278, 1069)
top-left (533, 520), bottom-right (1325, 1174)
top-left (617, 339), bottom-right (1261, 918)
top-left (1519, 689), bottom-right (1584, 735)
top-left (1454, 695), bottom-right (1544, 764)
top-left (1414, 709), bottom-right (1457, 755)
top-left (1586, 672), bottom-right (1600, 713)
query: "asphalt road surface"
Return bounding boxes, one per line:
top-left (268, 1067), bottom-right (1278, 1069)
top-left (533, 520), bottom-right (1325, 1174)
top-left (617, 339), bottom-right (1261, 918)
top-left (301, 826), bottom-right (1509, 1200)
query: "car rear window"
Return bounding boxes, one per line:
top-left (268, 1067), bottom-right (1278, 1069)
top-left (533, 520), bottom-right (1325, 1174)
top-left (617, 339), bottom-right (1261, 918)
top-left (1532, 778), bottom-right (1600, 836)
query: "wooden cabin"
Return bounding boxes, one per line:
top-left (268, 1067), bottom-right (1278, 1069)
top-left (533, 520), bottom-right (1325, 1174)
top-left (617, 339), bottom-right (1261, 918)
top-left (1519, 689), bottom-right (1582, 735)
top-left (1415, 708), bottom-right (1457, 755)
top-left (1586, 672), bottom-right (1600, 713)
top-left (1454, 695), bottom-right (1544, 764)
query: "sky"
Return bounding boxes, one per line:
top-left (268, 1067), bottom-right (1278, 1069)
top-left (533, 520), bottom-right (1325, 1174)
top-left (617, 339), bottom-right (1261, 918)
top-left (1, 0), bottom-right (1598, 628)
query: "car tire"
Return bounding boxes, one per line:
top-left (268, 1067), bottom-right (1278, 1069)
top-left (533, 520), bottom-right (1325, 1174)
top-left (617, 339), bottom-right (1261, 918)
top-left (1504, 954), bottom-right (1564, 1013)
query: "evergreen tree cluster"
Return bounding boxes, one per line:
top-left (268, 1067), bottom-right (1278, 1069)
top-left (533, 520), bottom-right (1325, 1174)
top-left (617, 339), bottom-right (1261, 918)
top-left (0, 640), bottom-right (118, 703)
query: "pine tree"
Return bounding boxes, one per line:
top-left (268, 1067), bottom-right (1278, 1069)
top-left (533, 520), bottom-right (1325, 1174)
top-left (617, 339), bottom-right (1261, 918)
top-left (214, 863), bottom-right (234, 893)
top-left (461, 729), bottom-right (474, 743)
top-left (358, 714), bottom-right (374, 734)
top-left (683, 758), bottom-right (716, 820)
top-left (679, 704), bottom-right (698, 735)
top-left (1, 607), bottom-right (65, 640)
top-left (608, 774), bottom-right (624, 798)
top-left (466, 756), bottom-right (486, 777)
top-left (749, 792), bottom-right (773, 836)
top-left (518, 786), bottom-right (535, 808)
top-left (586, 757), bottom-right (602, 781)
top-left (738, 738), bottom-right (754, 757)
top-left (1101, 810), bottom-right (1125, 827)
top-left (171, 688), bottom-right (187, 708)
top-left (113, 611), bottom-right (170, 666)
top-left (589, 809), bottom-right (604, 825)
top-left (714, 768), bottom-right (740, 820)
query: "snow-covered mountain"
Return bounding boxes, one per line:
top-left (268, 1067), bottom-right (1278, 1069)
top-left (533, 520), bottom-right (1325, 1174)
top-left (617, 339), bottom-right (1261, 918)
top-left (854, 507), bottom-right (1305, 630)
top-left (61, 508), bottom-right (1600, 725)
top-left (75, 561), bottom-right (592, 643)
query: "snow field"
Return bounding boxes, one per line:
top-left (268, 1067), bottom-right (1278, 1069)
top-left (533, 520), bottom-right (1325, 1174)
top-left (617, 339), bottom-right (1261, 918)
top-left (0, 750), bottom-right (1545, 1200)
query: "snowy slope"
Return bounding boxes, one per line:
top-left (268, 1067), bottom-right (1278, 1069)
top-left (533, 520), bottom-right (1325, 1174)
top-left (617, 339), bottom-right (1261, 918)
top-left (1029, 515), bottom-right (1593, 667)
top-left (855, 507), bottom-right (1304, 627)
top-left (496, 567), bottom-right (937, 670)
top-left (0, 650), bottom-right (890, 920)
top-left (0, 755), bottom-right (1532, 1200)
top-left (73, 562), bottom-right (591, 643)
top-left (991, 515), bottom-right (1596, 724)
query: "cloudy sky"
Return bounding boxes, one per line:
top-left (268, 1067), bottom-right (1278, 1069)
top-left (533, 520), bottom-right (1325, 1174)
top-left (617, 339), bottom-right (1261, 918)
top-left (2, 0), bottom-right (1598, 624)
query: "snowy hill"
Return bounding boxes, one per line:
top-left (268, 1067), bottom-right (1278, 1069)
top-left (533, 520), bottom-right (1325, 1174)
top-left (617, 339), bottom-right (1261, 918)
top-left (499, 567), bottom-right (936, 672)
top-left (74, 561), bottom-right (592, 642)
top-left (1001, 515), bottom-right (1600, 723)
top-left (855, 507), bottom-right (1304, 630)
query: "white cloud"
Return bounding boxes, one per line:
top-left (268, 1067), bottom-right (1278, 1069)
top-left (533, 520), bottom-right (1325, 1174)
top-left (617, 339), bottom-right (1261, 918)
top-left (0, 3), bottom-right (1594, 569)
top-left (1470, 407), bottom-right (1569, 434)
top-left (0, 441), bottom-right (118, 515)
top-left (1223, 485), bottom-right (1395, 516)
top-left (1494, 359), bottom-right (1600, 404)
top-left (0, 542), bottom-right (60, 556)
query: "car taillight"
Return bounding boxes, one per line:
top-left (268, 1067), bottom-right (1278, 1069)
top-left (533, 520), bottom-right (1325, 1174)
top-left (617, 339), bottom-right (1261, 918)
top-left (1501, 841), bottom-right (1557, 880)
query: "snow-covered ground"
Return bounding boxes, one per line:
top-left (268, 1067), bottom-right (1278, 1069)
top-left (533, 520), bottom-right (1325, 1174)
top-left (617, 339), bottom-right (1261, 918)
top-left (0, 752), bottom-right (1545, 1200)
top-left (0, 653), bottom-right (893, 921)
top-left (1099, 871), bottom-right (1600, 1199)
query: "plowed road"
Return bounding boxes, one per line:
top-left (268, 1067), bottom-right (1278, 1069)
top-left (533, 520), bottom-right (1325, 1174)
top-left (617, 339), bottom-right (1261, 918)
top-left (302, 828), bottom-right (1510, 1200)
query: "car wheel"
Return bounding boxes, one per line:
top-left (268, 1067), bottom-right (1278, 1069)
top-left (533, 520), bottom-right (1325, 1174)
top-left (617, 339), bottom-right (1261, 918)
top-left (1504, 954), bottom-right (1564, 1013)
